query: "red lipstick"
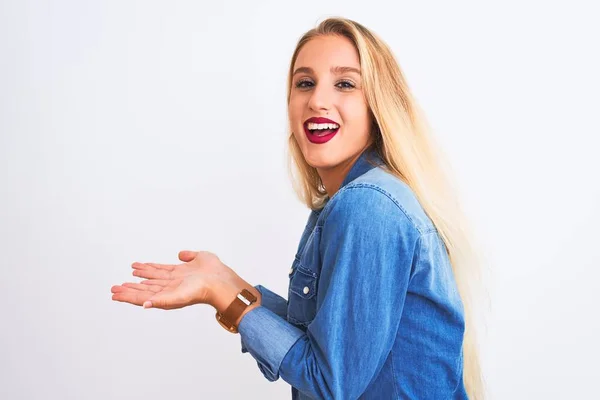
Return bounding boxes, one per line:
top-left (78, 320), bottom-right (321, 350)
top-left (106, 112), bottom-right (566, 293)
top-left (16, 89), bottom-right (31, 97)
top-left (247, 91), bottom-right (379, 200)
top-left (303, 117), bottom-right (340, 144)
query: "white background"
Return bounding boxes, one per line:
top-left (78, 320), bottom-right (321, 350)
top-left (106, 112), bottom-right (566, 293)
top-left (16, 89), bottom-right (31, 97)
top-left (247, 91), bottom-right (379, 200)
top-left (1, 1), bottom-right (598, 399)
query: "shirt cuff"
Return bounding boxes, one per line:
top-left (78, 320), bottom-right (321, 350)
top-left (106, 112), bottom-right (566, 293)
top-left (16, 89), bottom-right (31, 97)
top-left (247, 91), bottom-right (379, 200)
top-left (238, 306), bottom-right (305, 381)
top-left (241, 284), bottom-right (288, 354)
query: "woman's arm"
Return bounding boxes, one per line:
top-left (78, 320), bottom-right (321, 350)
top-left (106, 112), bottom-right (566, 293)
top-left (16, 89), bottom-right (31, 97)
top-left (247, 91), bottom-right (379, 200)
top-left (236, 186), bottom-right (420, 398)
top-left (253, 285), bottom-right (288, 319)
top-left (110, 187), bottom-right (418, 399)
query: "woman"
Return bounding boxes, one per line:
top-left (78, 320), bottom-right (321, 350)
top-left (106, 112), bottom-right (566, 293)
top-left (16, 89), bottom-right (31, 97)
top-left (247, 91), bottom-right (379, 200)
top-left (111, 17), bottom-right (485, 399)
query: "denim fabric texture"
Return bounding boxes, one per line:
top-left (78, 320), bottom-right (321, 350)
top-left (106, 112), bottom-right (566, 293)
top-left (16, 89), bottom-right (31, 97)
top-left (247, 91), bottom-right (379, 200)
top-left (238, 148), bottom-right (468, 399)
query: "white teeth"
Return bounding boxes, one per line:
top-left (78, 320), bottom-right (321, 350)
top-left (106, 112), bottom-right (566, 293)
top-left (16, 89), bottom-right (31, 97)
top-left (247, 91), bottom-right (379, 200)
top-left (307, 122), bottom-right (340, 130)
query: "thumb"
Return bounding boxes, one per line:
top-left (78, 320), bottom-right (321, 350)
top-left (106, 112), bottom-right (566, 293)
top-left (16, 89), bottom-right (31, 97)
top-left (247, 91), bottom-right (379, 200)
top-left (178, 250), bottom-right (198, 262)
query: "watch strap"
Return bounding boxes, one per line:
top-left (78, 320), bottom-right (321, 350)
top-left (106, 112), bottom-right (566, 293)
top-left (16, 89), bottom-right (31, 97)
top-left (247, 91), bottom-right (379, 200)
top-left (215, 288), bottom-right (257, 333)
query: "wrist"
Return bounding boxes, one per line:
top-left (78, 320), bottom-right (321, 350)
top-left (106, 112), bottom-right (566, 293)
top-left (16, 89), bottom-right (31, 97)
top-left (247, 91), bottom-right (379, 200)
top-left (213, 275), bottom-right (262, 326)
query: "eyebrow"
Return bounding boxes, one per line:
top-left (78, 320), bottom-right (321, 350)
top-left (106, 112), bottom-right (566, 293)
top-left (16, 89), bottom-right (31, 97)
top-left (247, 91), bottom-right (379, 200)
top-left (292, 66), bottom-right (361, 76)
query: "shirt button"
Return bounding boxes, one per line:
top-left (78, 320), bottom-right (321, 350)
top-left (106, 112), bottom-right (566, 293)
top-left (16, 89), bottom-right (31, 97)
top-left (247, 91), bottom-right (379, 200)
top-left (303, 286), bottom-right (310, 294)
top-left (289, 267), bottom-right (294, 275)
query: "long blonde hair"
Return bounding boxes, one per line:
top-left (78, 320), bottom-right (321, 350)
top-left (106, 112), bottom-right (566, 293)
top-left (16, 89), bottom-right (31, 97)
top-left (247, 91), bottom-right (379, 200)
top-left (286, 17), bottom-right (486, 399)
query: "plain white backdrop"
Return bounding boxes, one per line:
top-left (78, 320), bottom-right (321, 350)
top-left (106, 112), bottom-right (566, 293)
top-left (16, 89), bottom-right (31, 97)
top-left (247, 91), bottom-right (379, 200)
top-left (1, 1), bottom-right (598, 399)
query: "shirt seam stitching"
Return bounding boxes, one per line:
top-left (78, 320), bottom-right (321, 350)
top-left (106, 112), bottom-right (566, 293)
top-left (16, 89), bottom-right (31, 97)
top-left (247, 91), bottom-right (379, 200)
top-left (319, 183), bottom-right (435, 236)
top-left (390, 349), bottom-right (401, 399)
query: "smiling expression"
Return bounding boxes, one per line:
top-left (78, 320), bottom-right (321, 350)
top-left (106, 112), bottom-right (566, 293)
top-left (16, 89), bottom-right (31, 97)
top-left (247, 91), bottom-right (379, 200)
top-left (288, 35), bottom-right (373, 170)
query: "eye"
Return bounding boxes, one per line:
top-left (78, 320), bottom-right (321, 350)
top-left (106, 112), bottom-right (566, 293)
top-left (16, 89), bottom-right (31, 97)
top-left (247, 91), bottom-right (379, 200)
top-left (295, 79), bottom-right (314, 89)
top-left (336, 80), bottom-right (355, 90)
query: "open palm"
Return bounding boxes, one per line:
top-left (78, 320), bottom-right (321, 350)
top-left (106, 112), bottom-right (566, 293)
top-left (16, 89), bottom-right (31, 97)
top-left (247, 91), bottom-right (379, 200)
top-left (111, 274), bottom-right (206, 309)
top-left (111, 250), bottom-right (224, 309)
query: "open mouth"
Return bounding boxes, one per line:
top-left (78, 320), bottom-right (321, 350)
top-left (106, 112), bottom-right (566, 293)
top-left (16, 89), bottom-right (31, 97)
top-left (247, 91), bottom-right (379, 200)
top-left (303, 117), bottom-right (340, 144)
top-left (305, 122), bottom-right (340, 137)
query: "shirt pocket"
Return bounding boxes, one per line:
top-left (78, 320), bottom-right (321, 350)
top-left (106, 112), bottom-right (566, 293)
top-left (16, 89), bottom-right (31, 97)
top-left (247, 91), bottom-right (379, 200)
top-left (287, 258), bottom-right (318, 327)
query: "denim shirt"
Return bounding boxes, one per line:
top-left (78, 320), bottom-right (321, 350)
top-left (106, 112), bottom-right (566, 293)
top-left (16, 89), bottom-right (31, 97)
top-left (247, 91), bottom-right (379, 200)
top-left (238, 149), bottom-right (468, 399)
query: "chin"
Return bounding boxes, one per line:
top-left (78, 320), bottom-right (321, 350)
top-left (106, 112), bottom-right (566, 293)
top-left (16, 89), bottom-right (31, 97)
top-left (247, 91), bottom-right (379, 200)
top-left (301, 147), bottom-right (338, 170)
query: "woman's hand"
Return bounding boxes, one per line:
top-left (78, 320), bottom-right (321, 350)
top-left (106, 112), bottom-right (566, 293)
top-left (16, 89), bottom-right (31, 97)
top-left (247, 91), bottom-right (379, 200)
top-left (111, 250), bottom-right (236, 310)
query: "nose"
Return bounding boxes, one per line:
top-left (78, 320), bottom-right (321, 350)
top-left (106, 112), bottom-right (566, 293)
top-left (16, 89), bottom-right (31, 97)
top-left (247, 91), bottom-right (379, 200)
top-left (307, 83), bottom-right (333, 113)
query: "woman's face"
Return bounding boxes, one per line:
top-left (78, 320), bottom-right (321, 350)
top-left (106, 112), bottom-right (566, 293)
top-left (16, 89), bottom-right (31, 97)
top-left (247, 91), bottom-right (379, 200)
top-left (288, 35), bottom-right (373, 170)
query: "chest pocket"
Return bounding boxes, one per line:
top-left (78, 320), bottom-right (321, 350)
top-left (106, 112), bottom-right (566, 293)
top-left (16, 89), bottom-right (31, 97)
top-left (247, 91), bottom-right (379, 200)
top-left (287, 258), bottom-right (318, 327)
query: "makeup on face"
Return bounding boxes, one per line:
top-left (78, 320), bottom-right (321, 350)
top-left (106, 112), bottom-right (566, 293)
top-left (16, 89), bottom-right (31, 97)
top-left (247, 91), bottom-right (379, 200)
top-left (303, 117), bottom-right (340, 144)
top-left (288, 35), bottom-right (372, 171)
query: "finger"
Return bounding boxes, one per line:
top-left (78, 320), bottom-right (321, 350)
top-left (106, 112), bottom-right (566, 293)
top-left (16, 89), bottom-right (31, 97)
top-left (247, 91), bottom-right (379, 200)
top-left (178, 250), bottom-right (198, 262)
top-left (111, 285), bottom-right (149, 295)
top-left (132, 268), bottom-right (171, 280)
top-left (145, 263), bottom-right (175, 271)
top-left (144, 292), bottom-right (184, 310)
top-left (132, 262), bottom-right (174, 271)
top-left (123, 282), bottom-right (162, 293)
top-left (112, 290), bottom-right (153, 306)
top-left (140, 279), bottom-right (170, 287)
top-left (114, 282), bottom-right (147, 292)
top-left (111, 285), bottom-right (130, 293)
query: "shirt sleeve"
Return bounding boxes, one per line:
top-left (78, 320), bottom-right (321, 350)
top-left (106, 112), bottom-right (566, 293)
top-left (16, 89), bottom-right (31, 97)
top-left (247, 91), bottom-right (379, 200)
top-left (240, 284), bottom-right (288, 354)
top-left (238, 186), bottom-right (420, 398)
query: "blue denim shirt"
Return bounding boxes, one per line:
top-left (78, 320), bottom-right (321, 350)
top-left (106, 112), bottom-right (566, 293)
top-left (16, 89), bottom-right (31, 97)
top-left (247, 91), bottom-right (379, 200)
top-left (238, 149), bottom-right (467, 399)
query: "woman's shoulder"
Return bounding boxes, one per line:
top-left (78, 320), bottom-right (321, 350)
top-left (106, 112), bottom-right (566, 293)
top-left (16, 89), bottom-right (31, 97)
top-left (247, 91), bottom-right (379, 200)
top-left (323, 166), bottom-right (436, 235)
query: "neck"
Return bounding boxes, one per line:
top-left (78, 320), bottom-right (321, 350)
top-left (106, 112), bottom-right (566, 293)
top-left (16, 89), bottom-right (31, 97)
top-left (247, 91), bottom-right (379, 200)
top-left (317, 147), bottom-right (369, 198)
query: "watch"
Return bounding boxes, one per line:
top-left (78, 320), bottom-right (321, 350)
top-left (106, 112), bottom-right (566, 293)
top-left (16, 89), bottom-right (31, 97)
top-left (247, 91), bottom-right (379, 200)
top-left (215, 288), bottom-right (258, 334)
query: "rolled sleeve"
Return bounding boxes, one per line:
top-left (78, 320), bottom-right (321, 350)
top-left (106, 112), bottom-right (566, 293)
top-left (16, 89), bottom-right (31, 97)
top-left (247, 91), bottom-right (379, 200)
top-left (238, 306), bottom-right (305, 381)
top-left (240, 284), bottom-right (288, 354)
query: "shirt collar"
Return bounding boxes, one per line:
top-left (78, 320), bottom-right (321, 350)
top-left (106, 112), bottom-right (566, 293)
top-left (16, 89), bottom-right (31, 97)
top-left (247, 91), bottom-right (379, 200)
top-left (340, 147), bottom-right (384, 189)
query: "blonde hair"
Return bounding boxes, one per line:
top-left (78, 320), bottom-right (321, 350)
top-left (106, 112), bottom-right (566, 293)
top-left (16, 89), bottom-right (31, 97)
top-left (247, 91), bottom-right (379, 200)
top-left (286, 17), bottom-right (487, 399)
